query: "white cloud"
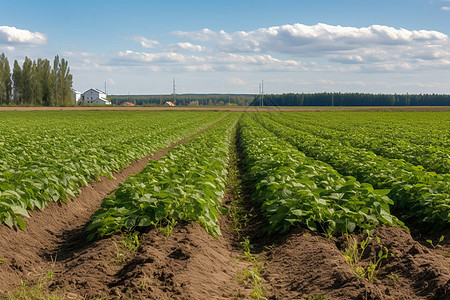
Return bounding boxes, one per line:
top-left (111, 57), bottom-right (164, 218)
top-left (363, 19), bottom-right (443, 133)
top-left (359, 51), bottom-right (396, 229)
top-left (172, 28), bottom-right (216, 42)
top-left (441, 6), bottom-right (450, 10)
top-left (127, 35), bottom-right (160, 48)
top-left (170, 42), bottom-right (205, 52)
top-left (112, 50), bottom-right (306, 72)
top-left (175, 23), bottom-right (448, 56)
top-left (115, 50), bottom-right (189, 65)
top-left (0, 26), bottom-right (47, 45)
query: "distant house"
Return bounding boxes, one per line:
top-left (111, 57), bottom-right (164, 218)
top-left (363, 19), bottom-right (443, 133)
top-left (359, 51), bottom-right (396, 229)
top-left (121, 102), bottom-right (135, 106)
top-left (164, 101), bottom-right (176, 107)
top-left (82, 88), bottom-right (111, 105)
top-left (72, 89), bottom-right (81, 103)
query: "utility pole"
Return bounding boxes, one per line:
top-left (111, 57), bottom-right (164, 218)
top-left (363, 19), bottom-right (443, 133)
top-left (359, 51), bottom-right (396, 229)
top-left (259, 83), bottom-right (262, 106)
top-left (261, 80), bottom-right (264, 107)
top-left (172, 78), bottom-right (176, 104)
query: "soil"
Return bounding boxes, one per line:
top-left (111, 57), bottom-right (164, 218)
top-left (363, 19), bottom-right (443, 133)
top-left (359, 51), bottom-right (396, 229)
top-left (262, 226), bottom-right (449, 300)
top-left (0, 116), bottom-right (449, 299)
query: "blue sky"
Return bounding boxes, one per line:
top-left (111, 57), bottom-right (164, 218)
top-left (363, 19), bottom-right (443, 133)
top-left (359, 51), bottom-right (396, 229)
top-left (1, 0), bottom-right (450, 95)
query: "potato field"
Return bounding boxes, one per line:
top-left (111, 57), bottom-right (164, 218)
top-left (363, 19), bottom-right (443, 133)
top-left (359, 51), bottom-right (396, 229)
top-left (0, 109), bottom-right (448, 299)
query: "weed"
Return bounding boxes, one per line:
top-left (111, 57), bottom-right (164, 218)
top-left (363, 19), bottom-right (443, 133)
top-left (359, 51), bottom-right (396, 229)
top-left (0, 258), bottom-right (5, 263)
top-left (426, 235), bottom-right (444, 249)
top-left (342, 235), bottom-right (393, 283)
top-left (158, 219), bottom-right (178, 238)
top-left (235, 267), bottom-right (267, 300)
top-left (7, 271), bottom-right (60, 300)
top-left (121, 230), bottom-right (140, 252)
top-left (111, 230), bottom-right (140, 265)
top-left (386, 273), bottom-right (399, 285)
top-left (308, 296), bottom-right (328, 300)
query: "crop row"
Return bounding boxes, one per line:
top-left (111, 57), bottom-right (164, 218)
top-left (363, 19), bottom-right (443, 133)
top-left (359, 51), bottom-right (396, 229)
top-left (0, 111), bottom-right (225, 229)
top-left (271, 112), bottom-right (449, 174)
top-left (86, 113), bottom-right (240, 240)
top-left (238, 114), bottom-right (402, 235)
top-left (255, 113), bottom-right (449, 230)
top-left (286, 111), bottom-right (449, 148)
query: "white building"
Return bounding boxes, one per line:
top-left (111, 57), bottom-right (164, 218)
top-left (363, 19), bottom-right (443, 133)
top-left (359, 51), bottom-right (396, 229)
top-left (72, 89), bottom-right (82, 103)
top-left (82, 88), bottom-right (111, 105)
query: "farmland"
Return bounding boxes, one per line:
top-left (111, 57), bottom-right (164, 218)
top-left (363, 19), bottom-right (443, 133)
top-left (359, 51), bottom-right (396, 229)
top-left (0, 109), bottom-right (449, 299)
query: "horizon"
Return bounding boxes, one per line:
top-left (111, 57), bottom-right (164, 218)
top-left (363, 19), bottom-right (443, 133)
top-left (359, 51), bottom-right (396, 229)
top-left (1, 0), bottom-right (450, 95)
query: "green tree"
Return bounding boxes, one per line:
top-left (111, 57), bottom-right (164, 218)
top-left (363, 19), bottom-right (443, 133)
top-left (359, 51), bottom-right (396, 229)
top-left (12, 60), bottom-right (22, 105)
top-left (0, 53), bottom-right (12, 105)
top-left (21, 57), bottom-right (33, 105)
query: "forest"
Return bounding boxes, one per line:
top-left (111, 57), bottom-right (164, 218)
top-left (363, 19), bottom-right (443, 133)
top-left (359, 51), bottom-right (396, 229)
top-left (108, 94), bottom-right (254, 106)
top-left (0, 53), bottom-right (73, 106)
top-left (251, 92), bottom-right (450, 106)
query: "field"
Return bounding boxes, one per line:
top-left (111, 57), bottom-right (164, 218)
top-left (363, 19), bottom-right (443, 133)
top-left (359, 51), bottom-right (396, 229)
top-left (0, 109), bottom-right (449, 299)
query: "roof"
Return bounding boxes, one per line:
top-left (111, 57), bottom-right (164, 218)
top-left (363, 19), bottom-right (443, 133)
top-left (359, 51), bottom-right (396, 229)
top-left (121, 102), bottom-right (135, 106)
top-left (165, 101), bottom-right (176, 106)
top-left (83, 88), bottom-right (106, 95)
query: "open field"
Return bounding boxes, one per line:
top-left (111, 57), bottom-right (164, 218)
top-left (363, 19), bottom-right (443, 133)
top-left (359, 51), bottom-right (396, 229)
top-left (0, 110), bottom-right (449, 299)
top-left (0, 105), bottom-right (449, 112)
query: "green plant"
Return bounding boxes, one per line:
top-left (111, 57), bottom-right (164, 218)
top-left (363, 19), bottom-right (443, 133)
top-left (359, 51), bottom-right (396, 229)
top-left (257, 112), bottom-right (449, 231)
top-left (426, 235), bottom-right (444, 249)
top-left (238, 115), bottom-right (403, 236)
top-left (342, 235), bottom-right (393, 283)
top-left (365, 240), bottom-right (392, 283)
top-left (121, 230), bottom-right (140, 252)
top-left (240, 237), bottom-right (257, 263)
top-left (342, 234), bottom-right (370, 275)
top-left (86, 114), bottom-right (240, 240)
top-left (7, 272), bottom-right (59, 300)
top-left (0, 110), bottom-right (225, 230)
top-left (386, 273), bottom-right (399, 284)
top-left (235, 267), bottom-right (267, 300)
top-left (0, 258), bottom-right (5, 263)
top-left (308, 296), bottom-right (328, 300)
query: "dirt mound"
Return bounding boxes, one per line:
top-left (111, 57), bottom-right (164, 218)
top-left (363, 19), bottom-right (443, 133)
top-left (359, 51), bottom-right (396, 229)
top-left (262, 226), bottom-right (449, 300)
top-left (49, 222), bottom-right (251, 299)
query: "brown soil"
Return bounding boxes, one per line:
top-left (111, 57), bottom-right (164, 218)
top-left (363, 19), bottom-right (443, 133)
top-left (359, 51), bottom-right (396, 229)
top-left (262, 226), bottom-right (450, 300)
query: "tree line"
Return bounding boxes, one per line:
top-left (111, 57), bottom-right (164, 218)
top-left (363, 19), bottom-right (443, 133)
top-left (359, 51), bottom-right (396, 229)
top-left (251, 92), bottom-right (450, 107)
top-left (108, 94), bottom-right (254, 106)
top-left (0, 53), bottom-right (73, 106)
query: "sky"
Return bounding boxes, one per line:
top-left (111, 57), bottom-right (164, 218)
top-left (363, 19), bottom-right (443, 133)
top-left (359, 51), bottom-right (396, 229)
top-left (1, 0), bottom-right (450, 95)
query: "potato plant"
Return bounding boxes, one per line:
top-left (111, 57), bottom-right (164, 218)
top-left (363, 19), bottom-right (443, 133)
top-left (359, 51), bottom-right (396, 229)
top-left (86, 114), bottom-right (240, 240)
top-left (0, 111), bottom-right (224, 229)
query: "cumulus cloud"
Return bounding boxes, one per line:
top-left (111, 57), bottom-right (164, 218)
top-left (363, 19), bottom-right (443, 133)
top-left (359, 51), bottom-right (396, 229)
top-left (127, 35), bottom-right (160, 48)
top-left (115, 50), bottom-right (189, 65)
top-left (170, 42), bottom-right (206, 52)
top-left (171, 23), bottom-right (450, 73)
top-left (111, 50), bottom-right (306, 72)
top-left (0, 26), bottom-right (47, 45)
top-left (174, 23), bottom-right (448, 55)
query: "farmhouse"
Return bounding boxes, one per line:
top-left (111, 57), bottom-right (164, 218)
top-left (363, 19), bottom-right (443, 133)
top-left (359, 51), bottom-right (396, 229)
top-left (164, 101), bottom-right (176, 107)
top-left (82, 88), bottom-right (111, 105)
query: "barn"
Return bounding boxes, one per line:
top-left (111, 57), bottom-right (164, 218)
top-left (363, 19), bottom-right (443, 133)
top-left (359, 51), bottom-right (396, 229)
top-left (82, 88), bottom-right (111, 105)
